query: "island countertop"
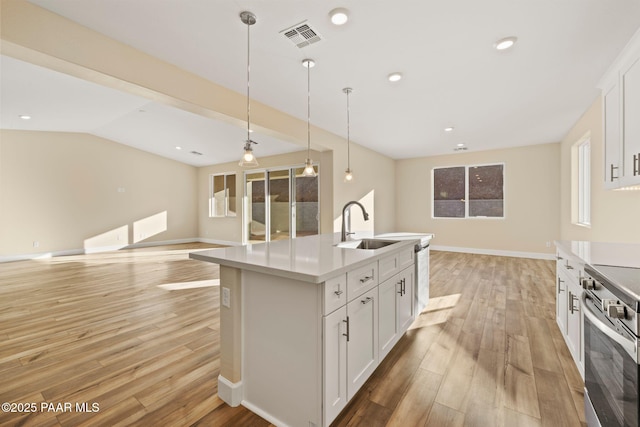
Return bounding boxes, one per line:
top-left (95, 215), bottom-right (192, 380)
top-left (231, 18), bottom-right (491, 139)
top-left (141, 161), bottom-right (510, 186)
top-left (189, 232), bottom-right (429, 283)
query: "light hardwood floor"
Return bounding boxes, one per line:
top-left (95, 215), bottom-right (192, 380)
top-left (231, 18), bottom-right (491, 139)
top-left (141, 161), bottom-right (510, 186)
top-left (0, 244), bottom-right (585, 426)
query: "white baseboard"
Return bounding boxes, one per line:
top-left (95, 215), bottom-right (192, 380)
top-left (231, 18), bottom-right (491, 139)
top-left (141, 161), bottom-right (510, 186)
top-left (241, 399), bottom-right (292, 427)
top-left (218, 375), bottom-right (243, 407)
top-left (0, 237), bottom-right (240, 263)
top-left (430, 244), bottom-right (556, 260)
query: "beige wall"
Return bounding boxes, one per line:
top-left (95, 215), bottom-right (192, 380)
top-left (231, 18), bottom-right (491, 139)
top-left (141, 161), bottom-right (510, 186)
top-left (0, 130), bottom-right (198, 257)
top-left (396, 143), bottom-right (561, 256)
top-left (560, 97), bottom-right (640, 243)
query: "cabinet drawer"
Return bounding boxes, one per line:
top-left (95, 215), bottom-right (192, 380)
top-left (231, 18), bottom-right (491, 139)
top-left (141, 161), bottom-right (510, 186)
top-left (347, 262), bottom-right (378, 302)
top-left (324, 274), bottom-right (347, 315)
top-left (557, 251), bottom-right (583, 282)
top-left (378, 247), bottom-right (415, 283)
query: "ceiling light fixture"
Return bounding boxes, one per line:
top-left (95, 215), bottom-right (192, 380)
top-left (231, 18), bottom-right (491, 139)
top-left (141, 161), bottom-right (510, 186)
top-left (19, 115), bottom-right (31, 120)
top-left (494, 36), bottom-right (517, 51)
top-left (343, 87), bottom-right (354, 182)
top-left (329, 8), bottom-right (349, 25)
top-left (388, 72), bottom-right (403, 82)
top-left (302, 58), bottom-right (317, 177)
top-left (457, 143), bottom-right (465, 147)
top-left (175, 146), bottom-right (182, 150)
top-left (444, 126), bottom-right (454, 132)
top-left (239, 11), bottom-right (259, 167)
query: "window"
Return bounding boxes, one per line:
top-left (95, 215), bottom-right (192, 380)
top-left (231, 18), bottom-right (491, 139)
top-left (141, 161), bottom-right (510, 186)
top-left (433, 164), bottom-right (505, 218)
top-left (209, 173), bottom-right (236, 217)
top-left (573, 137), bottom-right (591, 226)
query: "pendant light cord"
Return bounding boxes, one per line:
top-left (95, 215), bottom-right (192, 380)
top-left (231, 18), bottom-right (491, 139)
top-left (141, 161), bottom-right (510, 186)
top-left (307, 62), bottom-right (311, 159)
top-left (246, 20), bottom-right (251, 143)
top-left (346, 89), bottom-right (351, 169)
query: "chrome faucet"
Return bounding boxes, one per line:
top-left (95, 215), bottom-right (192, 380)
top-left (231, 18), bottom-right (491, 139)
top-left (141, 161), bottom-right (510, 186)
top-left (341, 201), bottom-right (370, 241)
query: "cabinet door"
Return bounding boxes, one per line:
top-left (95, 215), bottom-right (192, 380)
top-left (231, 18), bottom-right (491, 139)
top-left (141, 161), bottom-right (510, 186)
top-left (566, 280), bottom-right (582, 366)
top-left (323, 306), bottom-right (347, 424)
top-left (603, 81), bottom-right (622, 188)
top-left (397, 268), bottom-right (414, 334)
top-left (622, 56), bottom-right (640, 185)
top-left (347, 287), bottom-right (378, 400)
top-left (378, 278), bottom-right (398, 360)
top-left (556, 269), bottom-right (568, 334)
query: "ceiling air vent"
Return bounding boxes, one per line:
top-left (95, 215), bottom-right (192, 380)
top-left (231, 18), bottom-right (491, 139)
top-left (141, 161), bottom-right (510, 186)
top-left (190, 150), bottom-right (203, 156)
top-left (281, 21), bottom-right (322, 48)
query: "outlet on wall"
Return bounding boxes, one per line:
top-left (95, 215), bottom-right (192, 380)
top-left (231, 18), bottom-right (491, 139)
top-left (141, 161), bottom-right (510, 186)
top-left (222, 287), bottom-right (231, 308)
top-left (33, 241), bottom-right (40, 248)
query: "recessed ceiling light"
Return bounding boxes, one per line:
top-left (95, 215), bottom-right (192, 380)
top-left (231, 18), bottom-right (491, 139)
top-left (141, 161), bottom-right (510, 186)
top-left (494, 36), bottom-right (517, 51)
top-left (175, 146), bottom-right (182, 150)
top-left (457, 143), bottom-right (465, 147)
top-left (329, 8), bottom-right (349, 25)
top-left (444, 127), bottom-right (454, 132)
top-left (388, 72), bottom-right (403, 82)
top-left (302, 58), bottom-right (316, 68)
top-left (19, 115), bottom-right (31, 120)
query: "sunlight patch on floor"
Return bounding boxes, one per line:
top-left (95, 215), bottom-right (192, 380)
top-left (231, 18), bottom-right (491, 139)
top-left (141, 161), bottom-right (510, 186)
top-left (158, 279), bottom-right (220, 290)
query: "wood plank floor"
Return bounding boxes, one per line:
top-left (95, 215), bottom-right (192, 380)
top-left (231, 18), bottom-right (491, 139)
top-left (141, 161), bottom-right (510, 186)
top-left (0, 245), bottom-right (585, 426)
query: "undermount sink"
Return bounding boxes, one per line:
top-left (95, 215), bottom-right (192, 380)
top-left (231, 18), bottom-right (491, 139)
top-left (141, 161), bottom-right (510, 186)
top-left (336, 239), bottom-right (399, 250)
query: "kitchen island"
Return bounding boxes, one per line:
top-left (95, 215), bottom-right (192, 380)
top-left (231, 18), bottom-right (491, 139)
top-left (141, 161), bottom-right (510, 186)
top-left (190, 233), bottom-right (430, 427)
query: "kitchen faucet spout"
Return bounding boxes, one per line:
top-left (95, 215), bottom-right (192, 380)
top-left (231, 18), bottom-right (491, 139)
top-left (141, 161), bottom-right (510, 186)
top-left (341, 201), bottom-right (369, 242)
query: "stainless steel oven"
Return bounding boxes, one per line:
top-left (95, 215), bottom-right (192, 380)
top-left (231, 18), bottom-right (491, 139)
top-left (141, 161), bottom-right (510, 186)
top-left (583, 264), bottom-right (640, 427)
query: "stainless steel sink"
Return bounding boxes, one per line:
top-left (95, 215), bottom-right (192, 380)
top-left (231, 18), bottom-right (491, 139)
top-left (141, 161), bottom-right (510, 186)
top-left (336, 239), bottom-right (399, 250)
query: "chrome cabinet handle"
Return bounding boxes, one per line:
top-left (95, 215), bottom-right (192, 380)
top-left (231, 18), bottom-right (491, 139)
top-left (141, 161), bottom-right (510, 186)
top-left (343, 317), bottom-right (350, 342)
top-left (634, 154), bottom-right (640, 176)
top-left (557, 277), bottom-right (565, 293)
top-left (611, 163), bottom-right (619, 181)
top-left (334, 289), bottom-right (343, 296)
top-left (360, 275), bottom-right (374, 283)
top-left (565, 261), bottom-right (574, 270)
top-left (361, 296), bottom-right (373, 304)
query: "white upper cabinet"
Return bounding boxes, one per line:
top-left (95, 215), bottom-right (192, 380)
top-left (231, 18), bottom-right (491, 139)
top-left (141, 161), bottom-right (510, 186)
top-left (600, 28), bottom-right (640, 190)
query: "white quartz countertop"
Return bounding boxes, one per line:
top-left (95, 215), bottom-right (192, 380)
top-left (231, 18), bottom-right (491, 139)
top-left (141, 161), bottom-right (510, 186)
top-left (554, 240), bottom-right (640, 269)
top-left (190, 232), bottom-right (432, 283)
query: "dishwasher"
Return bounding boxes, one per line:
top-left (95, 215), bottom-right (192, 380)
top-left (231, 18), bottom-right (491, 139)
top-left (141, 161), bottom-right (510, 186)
top-left (375, 232), bottom-right (433, 315)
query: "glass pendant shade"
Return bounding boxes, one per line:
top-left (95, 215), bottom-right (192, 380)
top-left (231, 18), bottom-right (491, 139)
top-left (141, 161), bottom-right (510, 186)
top-left (302, 158), bottom-right (316, 177)
top-left (239, 141), bottom-right (258, 167)
top-left (344, 168), bottom-right (354, 182)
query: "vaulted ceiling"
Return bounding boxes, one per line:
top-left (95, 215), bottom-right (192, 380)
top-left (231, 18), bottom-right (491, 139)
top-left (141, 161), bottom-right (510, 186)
top-left (2, 1), bottom-right (640, 166)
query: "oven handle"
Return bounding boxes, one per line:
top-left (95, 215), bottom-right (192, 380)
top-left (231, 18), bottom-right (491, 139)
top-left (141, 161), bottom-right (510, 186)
top-left (581, 292), bottom-right (638, 361)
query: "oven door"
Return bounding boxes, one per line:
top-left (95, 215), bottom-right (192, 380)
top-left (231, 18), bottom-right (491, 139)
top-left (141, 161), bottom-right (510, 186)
top-left (583, 292), bottom-right (639, 427)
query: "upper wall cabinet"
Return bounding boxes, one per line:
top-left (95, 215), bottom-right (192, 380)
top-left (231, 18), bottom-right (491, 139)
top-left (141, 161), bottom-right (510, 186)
top-left (599, 29), bottom-right (640, 190)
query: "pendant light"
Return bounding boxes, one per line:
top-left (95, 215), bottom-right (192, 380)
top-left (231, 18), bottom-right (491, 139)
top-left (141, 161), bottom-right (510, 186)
top-left (343, 87), bottom-right (354, 182)
top-left (238, 11), bottom-right (259, 167)
top-left (302, 58), bottom-right (317, 177)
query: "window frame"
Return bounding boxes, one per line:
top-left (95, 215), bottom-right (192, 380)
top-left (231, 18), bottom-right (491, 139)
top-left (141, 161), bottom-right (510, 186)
top-left (209, 172), bottom-right (237, 218)
top-left (431, 162), bottom-right (506, 219)
top-left (573, 135), bottom-right (591, 227)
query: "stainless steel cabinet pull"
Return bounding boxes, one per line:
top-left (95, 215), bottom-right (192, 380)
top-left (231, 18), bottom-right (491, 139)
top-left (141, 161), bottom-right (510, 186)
top-left (565, 261), bottom-right (573, 270)
top-left (634, 154), bottom-right (640, 176)
top-left (343, 317), bottom-right (350, 342)
top-left (360, 275), bottom-right (373, 283)
top-left (361, 296), bottom-right (373, 304)
top-left (557, 277), bottom-right (565, 294)
top-left (568, 291), bottom-right (572, 314)
top-left (334, 290), bottom-right (343, 296)
top-left (611, 163), bottom-right (619, 181)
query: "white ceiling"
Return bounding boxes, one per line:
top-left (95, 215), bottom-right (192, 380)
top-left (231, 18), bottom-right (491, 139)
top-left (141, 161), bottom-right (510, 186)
top-left (3, 0), bottom-right (640, 165)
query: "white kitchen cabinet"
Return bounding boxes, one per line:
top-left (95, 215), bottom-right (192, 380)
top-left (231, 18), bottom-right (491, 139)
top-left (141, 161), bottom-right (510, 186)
top-left (599, 28), bottom-right (640, 189)
top-left (566, 275), bottom-right (582, 367)
top-left (555, 247), bottom-right (584, 378)
top-left (603, 80), bottom-right (622, 188)
top-left (622, 54), bottom-right (640, 185)
top-left (378, 266), bottom-right (414, 361)
top-left (346, 287), bottom-right (379, 400)
top-left (323, 305), bottom-right (347, 423)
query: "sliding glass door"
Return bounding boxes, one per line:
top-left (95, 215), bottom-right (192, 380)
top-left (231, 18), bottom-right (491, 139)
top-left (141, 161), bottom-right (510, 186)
top-left (244, 165), bottom-right (319, 243)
